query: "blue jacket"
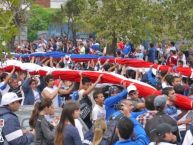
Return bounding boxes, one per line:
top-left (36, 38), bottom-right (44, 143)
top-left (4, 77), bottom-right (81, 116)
top-left (146, 69), bottom-right (157, 87)
top-left (123, 44), bottom-right (131, 55)
top-left (104, 89), bottom-right (128, 120)
top-left (0, 106), bottom-right (34, 145)
top-left (148, 47), bottom-right (156, 63)
top-left (22, 78), bottom-right (42, 105)
top-left (115, 118), bottom-right (150, 145)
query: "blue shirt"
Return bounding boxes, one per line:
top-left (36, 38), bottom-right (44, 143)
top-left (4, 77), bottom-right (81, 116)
top-left (104, 89), bottom-right (128, 120)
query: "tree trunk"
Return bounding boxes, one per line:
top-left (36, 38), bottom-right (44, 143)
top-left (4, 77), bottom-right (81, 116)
top-left (7, 36), bottom-right (16, 51)
top-left (108, 31), bottom-right (117, 55)
top-left (71, 20), bottom-right (77, 47)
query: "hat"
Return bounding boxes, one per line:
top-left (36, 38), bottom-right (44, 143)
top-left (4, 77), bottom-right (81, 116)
top-left (154, 95), bottom-right (167, 108)
top-left (109, 86), bottom-right (120, 95)
top-left (127, 85), bottom-right (137, 94)
top-left (1, 92), bottom-right (23, 106)
top-left (155, 123), bottom-right (177, 137)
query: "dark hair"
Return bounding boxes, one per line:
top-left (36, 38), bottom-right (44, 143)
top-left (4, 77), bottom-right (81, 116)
top-left (93, 91), bottom-right (103, 100)
top-left (0, 73), bottom-right (8, 82)
top-left (29, 99), bottom-right (53, 128)
top-left (126, 69), bottom-right (136, 79)
top-left (44, 74), bottom-right (53, 84)
top-left (174, 84), bottom-right (184, 95)
top-left (145, 95), bottom-right (156, 110)
top-left (116, 50), bottom-right (121, 56)
top-left (172, 76), bottom-right (180, 84)
top-left (165, 75), bottom-right (173, 86)
top-left (29, 78), bottom-right (36, 85)
top-left (58, 62), bottom-right (64, 68)
top-left (162, 87), bottom-right (174, 96)
top-left (103, 64), bottom-right (111, 71)
top-left (117, 116), bottom-right (134, 140)
top-left (155, 105), bottom-right (165, 112)
top-left (82, 77), bottom-right (91, 85)
top-left (150, 43), bottom-right (154, 48)
top-left (178, 60), bottom-right (183, 65)
top-left (55, 101), bottom-right (80, 145)
top-left (189, 84), bottom-right (193, 95)
top-left (170, 41), bottom-right (175, 46)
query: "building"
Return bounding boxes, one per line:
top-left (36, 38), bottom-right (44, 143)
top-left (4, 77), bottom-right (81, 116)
top-left (35, 0), bottom-right (67, 8)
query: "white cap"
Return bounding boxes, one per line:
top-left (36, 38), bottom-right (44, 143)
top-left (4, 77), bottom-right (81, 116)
top-left (127, 84), bottom-right (137, 93)
top-left (1, 92), bottom-right (23, 106)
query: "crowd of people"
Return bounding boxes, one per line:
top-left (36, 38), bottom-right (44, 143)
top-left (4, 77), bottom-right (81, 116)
top-left (1, 37), bottom-right (193, 145)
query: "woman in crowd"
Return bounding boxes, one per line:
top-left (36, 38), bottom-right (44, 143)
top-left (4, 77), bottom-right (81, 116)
top-left (54, 101), bottom-right (82, 145)
top-left (29, 98), bottom-right (55, 145)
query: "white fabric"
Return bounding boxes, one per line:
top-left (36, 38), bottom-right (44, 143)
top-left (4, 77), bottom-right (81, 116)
top-left (92, 104), bottom-right (106, 121)
top-left (43, 86), bottom-right (59, 107)
top-left (21, 63), bottom-right (41, 72)
top-left (5, 129), bottom-right (23, 142)
top-left (33, 89), bottom-right (40, 103)
top-left (0, 82), bottom-right (10, 96)
top-left (78, 89), bottom-right (85, 101)
top-left (75, 119), bottom-right (84, 141)
top-left (182, 130), bottom-right (193, 145)
top-left (3, 60), bottom-right (22, 67)
top-left (127, 84), bottom-right (137, 93)
top-left (78, 89), bottom-right (95, 107)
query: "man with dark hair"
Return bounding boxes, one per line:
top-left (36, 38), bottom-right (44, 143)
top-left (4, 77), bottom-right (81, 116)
top-left (41, 74), bottom-right (61, 107)
top-left (92, 91), bottom-right (106, 121)
top-left (115, 116), bottom-right (149, 145)
top-left (172, 76), bottom-right (182, 86)
top-left (145, 95), bottom-right (180, 142)
top-left (78, 74), bottom-right (102, 128)
top-left (148, 43), bottom-right (156, 63)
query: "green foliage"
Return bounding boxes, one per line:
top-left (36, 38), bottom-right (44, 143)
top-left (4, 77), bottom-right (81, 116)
top-left (76, 0), bottom-right (193, 51)
top-left (27, 4), bottom-right (55, 41)
top-left (0, 0), bottom-right (33, 52)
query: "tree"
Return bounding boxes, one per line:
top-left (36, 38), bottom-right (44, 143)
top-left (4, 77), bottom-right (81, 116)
top-left (0, 0), bottom-right (33, 51)
top-left (27, 4), bottom-right (55, 41)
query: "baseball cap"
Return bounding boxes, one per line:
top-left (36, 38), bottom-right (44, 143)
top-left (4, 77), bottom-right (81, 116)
top-left (1, 92), bottom-right (23, 106)
top-left (127, 84), bottom-right (137, 94)
top-left (154, 95), bottom-right (167, 108)
top-left (155, 123), bottom-right (177, 137)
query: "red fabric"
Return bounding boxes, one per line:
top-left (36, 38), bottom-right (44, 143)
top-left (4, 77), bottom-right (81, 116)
top-left (166, 56), bottom-right (178, 67)
top-left (2, 62), bottom-right (193, 110)
top-left (175, 94), bottom-right (193, 110)
top-left (118, 41), bottom-right (124, 51)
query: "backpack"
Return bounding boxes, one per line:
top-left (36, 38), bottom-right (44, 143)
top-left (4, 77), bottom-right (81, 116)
top-left (99, 113), bottom-right (123, 145)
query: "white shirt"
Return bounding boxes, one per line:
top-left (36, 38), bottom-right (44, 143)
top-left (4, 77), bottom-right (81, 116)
top-left (75, 119), bottom-right (84, 141)
top-left (78, 89), bottom-right (95, 107)
top-left (33, 89), bottom-right (40, 103)
top-left (92, 104), bottom-right (106, 121)
top-left (0, 82), bottom-right (10, 95)
top-left (43, 86), bottom-right (59, 107)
